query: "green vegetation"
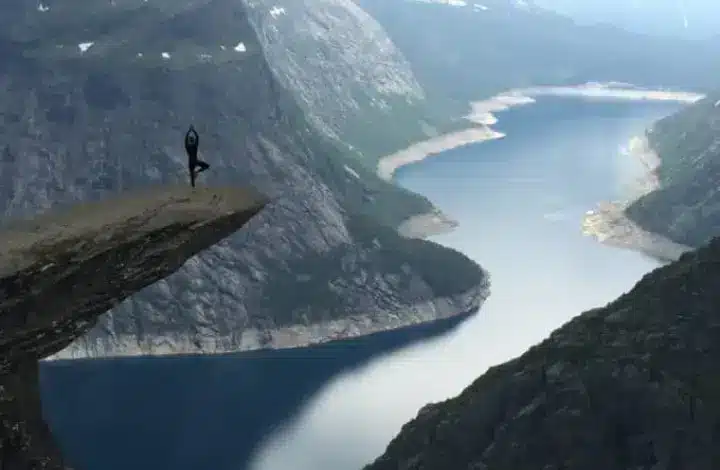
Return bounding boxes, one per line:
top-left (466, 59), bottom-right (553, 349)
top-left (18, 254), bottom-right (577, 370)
top-left (333, 93), bottom-right (468, 164)
top-left (257, 214), bottom-right (488, 326)
top-left (625, 91), bottom-right (720, 247)
top-left (366, 237), bottom-right (720, 470)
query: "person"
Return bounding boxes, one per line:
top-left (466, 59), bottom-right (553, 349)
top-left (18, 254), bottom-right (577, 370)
top-left (184, 125), bottom-right (210, 187)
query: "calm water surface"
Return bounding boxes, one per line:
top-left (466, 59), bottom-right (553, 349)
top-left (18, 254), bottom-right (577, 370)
top-left (41, 97), bottom-right (683, 470)
top-left (249, 97), bottom-right (682, 470)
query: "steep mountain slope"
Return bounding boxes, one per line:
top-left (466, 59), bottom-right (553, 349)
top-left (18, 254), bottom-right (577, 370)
top-left (0, 186), bottom-right (264, 470)
top-left (625, 91), bottom-right (720, 247)
top-left (0, 0), bottom-right (488, 358)
top-left (366, 237), bottom-right (720, 470)
top-left (245, 0), bottom-right (465, 162)
top-left (355, 0), bottom-right (720, 106)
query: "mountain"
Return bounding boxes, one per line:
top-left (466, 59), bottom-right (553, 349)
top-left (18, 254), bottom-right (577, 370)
top-left (0, 0), bottom-right (488, 358)
top-left (532, 0), bottom-right (720, 39)
top-left (625, 91), bottom-right (720, 247)
top-left (354, 0), bottom-right (720, 106)
top-left (245, 0), bottom-right (466, 161)
top-left (366, 236), bottom-right (720, 470)
top-left (0, 186), bottom-right (264, 470)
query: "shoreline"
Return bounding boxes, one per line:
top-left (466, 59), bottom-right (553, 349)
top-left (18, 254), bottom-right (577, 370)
top-left (581, 135), bottom-right (693, 263)
top-left (46, 285), bottom-right (487, 359)
top-left (387, 82), bottom-right (705, 239)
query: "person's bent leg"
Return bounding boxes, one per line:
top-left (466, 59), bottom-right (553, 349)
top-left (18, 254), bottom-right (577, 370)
top-left (196, 160), bottom-right (210, 173)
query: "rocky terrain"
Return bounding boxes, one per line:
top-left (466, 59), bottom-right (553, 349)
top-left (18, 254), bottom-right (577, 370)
top-left (366, 236), bottom-right (720, 470)
top-left (0, 0), bottom-right (488, 358)
top-left (0, 186), bottom-right (265, 470)
top-left (245, 0), bottom-right (463, 160)
top-left (625, 90), bottom-right (720, 248)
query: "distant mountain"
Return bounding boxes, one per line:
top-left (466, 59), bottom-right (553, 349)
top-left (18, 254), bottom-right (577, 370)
top-left (625, 92), bottom-right (720, 247)
top-left (0, 0), bottom-right (488, 358)
top-left (532, 0), bottom-right (720, 39)
top-left (355, 0), bottom-right (720, 105)
top-left (366, 237), bottom-right (720, 470)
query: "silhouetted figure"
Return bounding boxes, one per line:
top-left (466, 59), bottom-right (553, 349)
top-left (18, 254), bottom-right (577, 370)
top-left (184, 125), bottom-right (210, 187)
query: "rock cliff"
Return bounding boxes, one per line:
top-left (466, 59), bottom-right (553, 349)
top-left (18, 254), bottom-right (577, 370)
top-left (246, 0), bottom-right (460, 159)
top-left (366, 237), bottom-right (720, 470)
top-left (0, 185), bottom-right (265, 470)
top-left (625, 91), bottom-right (720, 248)
top-left (0, 0), bottom-right (488, 358)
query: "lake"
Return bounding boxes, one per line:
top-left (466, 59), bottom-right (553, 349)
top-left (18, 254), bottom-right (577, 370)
top-left (40, 96), bottom-right (684, 470)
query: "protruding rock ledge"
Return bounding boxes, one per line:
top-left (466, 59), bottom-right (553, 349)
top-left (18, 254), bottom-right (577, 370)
top-left (0, 185), bottom-right (266, 470)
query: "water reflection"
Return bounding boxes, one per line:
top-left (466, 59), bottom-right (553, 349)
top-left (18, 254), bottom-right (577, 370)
top-left (40, 312), bottom-right (471, 470)
top-left (250, 98), bottom-right (681, 470)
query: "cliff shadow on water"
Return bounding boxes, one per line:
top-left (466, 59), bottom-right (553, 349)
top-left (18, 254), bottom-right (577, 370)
top-left (39, 311), bottom-right (473, 470)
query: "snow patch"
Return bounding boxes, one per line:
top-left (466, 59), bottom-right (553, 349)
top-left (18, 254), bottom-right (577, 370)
top-left (77, 42), bottom-right (94, 53)
top-left (234, 42), bottom-right (247, 52)
top-left (473, 3), bottom-right (489, 10)
top-left (270, 6), bottom-right (286, 17)
top-left (37, 3), bottom-right (49, 12)
top-left (161, 52), bottom-right (171, 59)
top-left (344, 165), bottom-right (361, 179)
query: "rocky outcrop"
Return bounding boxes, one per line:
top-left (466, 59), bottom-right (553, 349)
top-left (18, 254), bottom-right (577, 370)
top-left (0, 0), bottom-right (487, 358)
top-left (366, 237), bottom-right (720, 470)
top-left (0, 185), bottom-right (265, 470)
top-left (625, 91), bottom-right (720, 248)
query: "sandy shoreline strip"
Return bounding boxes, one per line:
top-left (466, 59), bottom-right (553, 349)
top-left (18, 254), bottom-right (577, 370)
top-left (377, 94), bottom-right (534, 181)
top-left (385, 82), bottom-right (705, 239)
top-left (581, 135), bottom-right (694, 263)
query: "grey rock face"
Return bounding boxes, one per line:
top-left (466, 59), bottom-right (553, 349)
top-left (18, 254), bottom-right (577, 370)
top-left (0, 0), bottom-right (486, 359)
top-left (245, 0), bottom-right (428, 151)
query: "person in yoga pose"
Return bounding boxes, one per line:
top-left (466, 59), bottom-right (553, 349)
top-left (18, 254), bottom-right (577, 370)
top-left (184, 125), bottom-right (210, 187)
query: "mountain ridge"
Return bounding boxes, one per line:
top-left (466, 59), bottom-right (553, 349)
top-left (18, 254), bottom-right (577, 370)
top-left (0, 0), bottom-right (488, 359)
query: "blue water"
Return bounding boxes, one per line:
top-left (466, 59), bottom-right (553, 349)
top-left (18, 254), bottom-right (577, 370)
top-left (40, 96), bottom-right (684, 470)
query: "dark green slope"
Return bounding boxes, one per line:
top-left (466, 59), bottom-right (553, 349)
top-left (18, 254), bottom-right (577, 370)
top-left (366, 237), bottom-right (720, 470)
top-left (625, 91), bottom-right (720, 247)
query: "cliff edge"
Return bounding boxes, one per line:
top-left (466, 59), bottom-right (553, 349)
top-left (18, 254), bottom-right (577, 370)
top-left (0, 185), bottom-right (265, 470)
